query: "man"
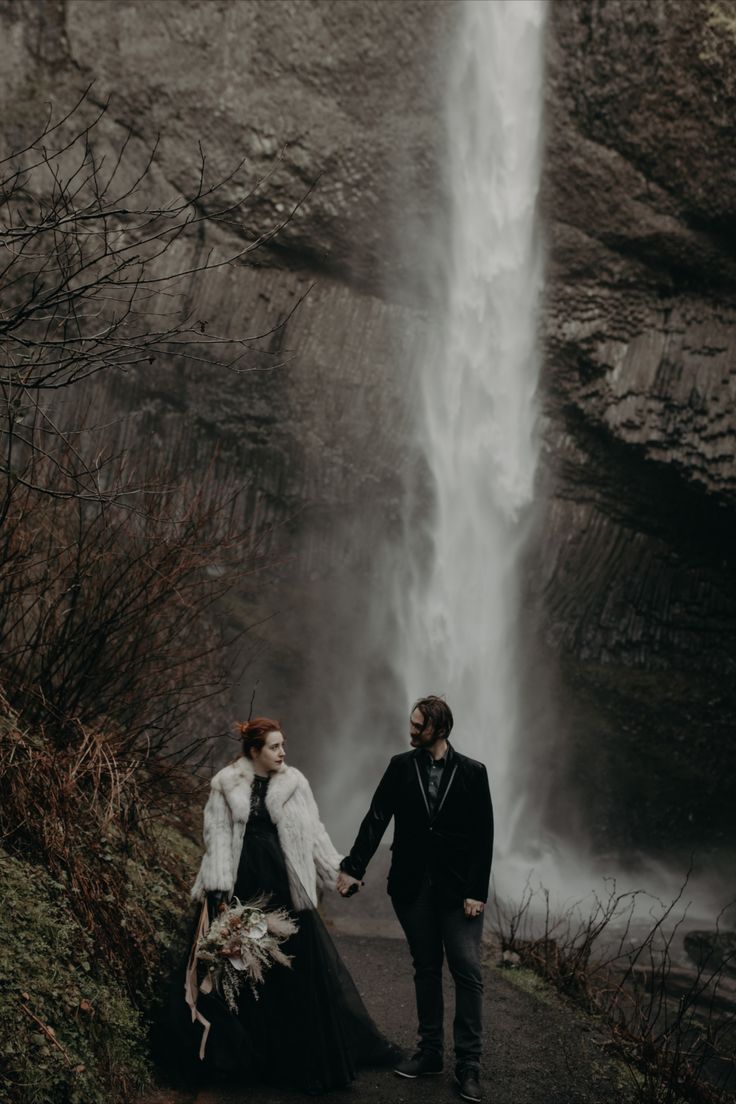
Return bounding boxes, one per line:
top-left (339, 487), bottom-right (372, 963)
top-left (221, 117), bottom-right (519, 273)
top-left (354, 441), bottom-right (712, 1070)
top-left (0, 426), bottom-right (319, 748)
top-left (337, 695), bottom-right (494, 1103)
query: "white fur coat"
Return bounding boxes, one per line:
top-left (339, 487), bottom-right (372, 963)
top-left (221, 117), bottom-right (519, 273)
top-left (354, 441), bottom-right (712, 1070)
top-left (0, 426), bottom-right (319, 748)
top-left (190, 758), bottom-right (342, 909)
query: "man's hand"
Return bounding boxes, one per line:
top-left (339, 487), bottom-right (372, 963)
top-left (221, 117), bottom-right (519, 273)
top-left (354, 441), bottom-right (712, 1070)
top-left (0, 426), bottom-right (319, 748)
top-left (336, 871), bottom-right (362, 897)
top-left (464, 898), bottom-right (485, 919)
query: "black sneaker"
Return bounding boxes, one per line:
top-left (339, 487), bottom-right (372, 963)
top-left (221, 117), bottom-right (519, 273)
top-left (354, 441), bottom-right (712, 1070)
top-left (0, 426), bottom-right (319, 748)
top-left (394, 1051), bottom-right (444, 1078)
top-left (455, 1067), bottom-right (482, 1102)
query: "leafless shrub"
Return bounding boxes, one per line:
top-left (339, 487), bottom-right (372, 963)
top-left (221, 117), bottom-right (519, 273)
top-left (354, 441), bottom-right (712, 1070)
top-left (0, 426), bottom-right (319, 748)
top-left (0, 689), bottom-right (195, 1000)
top-left (0, 448), bottom-right (271, 994)
top-left (0, 87), bottom-right (292, 759)
top-left (0, 447), bottom-right (260, 756)
top-left (0, 83), bottom-right (292, 1011)
top-left (0, 86), bottom-right (311, 513)
top-left (493, 877), bottom-right (736, 1103)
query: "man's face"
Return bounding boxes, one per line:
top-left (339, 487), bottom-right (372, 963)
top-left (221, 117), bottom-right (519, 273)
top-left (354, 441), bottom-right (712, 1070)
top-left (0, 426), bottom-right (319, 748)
top-left (409, 707), bottom-right (435, 748)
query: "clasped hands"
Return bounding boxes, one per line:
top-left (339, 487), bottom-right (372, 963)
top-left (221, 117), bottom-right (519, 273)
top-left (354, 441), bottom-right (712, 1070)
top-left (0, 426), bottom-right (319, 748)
top-left (336, 870), bottom-right (361, 897)
top-left (336, 871), bottom-right (484, 919)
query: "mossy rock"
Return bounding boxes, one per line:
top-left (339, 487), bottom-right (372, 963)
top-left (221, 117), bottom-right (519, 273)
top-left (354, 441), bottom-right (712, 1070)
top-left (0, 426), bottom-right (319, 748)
top-left (0, 849), bottom-right (149, 1102)
top-left (0, 825), bottom-right (198, 1104)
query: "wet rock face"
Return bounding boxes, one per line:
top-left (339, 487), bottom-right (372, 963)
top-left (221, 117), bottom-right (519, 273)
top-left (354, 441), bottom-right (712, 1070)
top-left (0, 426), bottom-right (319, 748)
top-left (548, 0), bottom-right (736, 245)
top-left (538, 0), bottom-right (736, 854)
top-left (540, 0), bottom-right (736, 681)
top-left (60, 0), bottom-right (452, 296)
top-left (2, 0), bottom-right (735, 853)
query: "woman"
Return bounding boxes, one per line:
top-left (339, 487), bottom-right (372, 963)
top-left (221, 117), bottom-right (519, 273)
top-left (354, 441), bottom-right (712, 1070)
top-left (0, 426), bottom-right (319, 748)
top-left (188, 716), bottom-right (396, 1093)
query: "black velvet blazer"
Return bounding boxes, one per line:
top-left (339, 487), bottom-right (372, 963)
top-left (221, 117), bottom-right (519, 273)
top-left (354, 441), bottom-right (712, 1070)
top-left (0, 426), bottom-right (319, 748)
top-left (341, 747), bottom-right (494, 906)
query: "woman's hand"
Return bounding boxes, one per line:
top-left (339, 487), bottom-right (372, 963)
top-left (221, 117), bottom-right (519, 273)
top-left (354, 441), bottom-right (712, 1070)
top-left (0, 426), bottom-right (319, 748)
top-left (336, 871), bottom-right (362, 897)
top-left (207, 890), bottom-right (230, 921)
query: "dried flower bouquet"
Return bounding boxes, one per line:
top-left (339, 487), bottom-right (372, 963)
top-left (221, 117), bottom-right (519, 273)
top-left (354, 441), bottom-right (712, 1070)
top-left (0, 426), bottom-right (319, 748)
top-left (195, 894), bottom-right (298, 1012)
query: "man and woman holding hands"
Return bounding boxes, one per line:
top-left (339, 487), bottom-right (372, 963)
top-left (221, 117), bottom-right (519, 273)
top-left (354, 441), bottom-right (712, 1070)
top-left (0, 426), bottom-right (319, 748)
top-left (190, 694), bottom-right (494, 1101)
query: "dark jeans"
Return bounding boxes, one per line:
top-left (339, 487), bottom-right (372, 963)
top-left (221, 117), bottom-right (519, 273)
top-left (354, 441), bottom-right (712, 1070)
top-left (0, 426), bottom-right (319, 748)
top-left (392, 879), bottom-right (484, 1070)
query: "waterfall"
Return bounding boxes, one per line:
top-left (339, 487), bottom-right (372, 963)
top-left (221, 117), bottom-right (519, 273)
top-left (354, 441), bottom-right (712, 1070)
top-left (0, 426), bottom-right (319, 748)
top-left (398, 0), bottom-right (548, 874)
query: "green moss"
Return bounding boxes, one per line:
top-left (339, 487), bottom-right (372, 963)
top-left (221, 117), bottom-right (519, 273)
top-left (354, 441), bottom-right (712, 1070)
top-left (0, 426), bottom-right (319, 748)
top-left (0, 821), bottom-right (198, 1104)
top-left (491, 963), bottom-right (558, 1007)
top-left (0, 850), bottom-right (149, 1103)
top-left (124, 824), bottom-right (200, 999)
top-left (491, 965), bottom-right (641, 1101)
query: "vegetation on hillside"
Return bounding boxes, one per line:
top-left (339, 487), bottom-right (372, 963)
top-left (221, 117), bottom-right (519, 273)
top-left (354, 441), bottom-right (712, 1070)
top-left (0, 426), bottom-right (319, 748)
top-left (0, 92), bottom-right (294, 1103)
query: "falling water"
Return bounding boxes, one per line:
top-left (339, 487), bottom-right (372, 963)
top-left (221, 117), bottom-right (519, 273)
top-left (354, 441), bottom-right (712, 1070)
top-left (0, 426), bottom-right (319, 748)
top-left (398, 0), bottom-right (548, 877)
top-left (317, 0), bottom-right (721, 932)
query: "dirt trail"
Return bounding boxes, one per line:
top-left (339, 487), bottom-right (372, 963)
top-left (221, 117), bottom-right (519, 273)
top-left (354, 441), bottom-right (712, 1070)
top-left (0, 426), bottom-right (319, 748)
top-left (141, 932), bottom-right (629, 1104)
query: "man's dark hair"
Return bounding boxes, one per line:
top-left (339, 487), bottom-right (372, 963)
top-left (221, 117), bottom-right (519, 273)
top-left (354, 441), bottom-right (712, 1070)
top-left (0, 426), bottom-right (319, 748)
top-left (413, 695), bottom-right (454, 741)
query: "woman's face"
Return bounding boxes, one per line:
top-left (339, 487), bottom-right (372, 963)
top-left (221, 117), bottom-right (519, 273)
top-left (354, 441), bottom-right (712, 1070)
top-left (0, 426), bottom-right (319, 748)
top-left (252, 730), bottom-right (286, 774)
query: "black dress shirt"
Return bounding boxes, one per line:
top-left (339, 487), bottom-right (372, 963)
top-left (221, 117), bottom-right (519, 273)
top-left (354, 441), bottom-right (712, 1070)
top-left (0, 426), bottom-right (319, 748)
top-left (414, 741), bottom-right (454, 821)
top-left (417, 743), bottom-right (455, 819)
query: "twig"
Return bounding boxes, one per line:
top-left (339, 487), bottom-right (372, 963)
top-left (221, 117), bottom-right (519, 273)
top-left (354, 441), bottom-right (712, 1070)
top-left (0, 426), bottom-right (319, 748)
top-left (19, 999), bottom-right (74, 1067)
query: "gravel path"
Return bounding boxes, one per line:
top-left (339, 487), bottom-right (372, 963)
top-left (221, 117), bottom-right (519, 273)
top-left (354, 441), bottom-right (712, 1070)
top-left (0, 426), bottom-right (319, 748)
top-left (141, 932), bottom-right (630, 1104)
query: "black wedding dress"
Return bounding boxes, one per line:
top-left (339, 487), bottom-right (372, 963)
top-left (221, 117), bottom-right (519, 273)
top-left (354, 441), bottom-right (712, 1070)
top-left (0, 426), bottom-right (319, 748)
top-left (163, 775), bottom-right (396, 1093)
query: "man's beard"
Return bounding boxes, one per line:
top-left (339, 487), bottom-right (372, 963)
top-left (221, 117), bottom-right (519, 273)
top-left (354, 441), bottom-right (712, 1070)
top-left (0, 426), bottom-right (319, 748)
top-left (412, 729), bottom-right (440, 747)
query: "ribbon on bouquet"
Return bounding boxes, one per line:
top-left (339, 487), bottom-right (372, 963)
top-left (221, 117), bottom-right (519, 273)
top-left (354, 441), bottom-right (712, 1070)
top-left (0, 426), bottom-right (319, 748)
top-left (184, 900), bottom-right (213, 1060)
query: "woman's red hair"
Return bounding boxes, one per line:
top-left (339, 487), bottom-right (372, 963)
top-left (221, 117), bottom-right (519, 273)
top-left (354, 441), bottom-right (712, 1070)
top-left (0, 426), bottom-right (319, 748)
top-left (237, 716), bottom-right (282, 760)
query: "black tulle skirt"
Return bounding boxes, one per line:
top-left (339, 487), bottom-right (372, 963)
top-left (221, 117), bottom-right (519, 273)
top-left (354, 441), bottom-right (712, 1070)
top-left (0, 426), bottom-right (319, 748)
top-left (160, 820), bottom-right (396, 1092)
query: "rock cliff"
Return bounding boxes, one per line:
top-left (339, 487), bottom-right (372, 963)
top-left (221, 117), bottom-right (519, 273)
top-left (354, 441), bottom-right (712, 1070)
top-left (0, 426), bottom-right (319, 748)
top-left (1, 0), bottom-right (734, 863)
top-left (540, 0), bottom-right (736, 858)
